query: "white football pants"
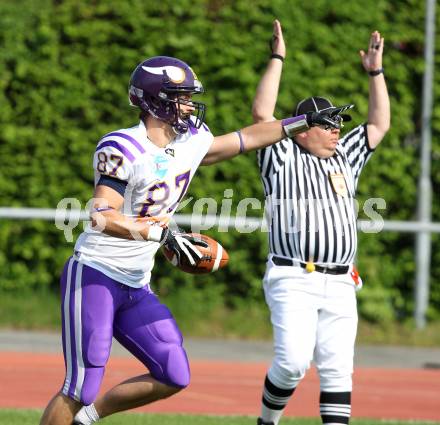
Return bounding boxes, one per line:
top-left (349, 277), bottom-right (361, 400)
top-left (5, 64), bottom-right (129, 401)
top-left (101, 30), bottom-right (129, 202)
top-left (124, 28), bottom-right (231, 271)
top-left (263, 255), bottom-right (358, 392)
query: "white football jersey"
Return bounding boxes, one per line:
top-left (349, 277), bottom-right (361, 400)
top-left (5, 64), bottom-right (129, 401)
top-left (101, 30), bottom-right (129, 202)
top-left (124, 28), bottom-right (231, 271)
top-left (74, 118), bottom-right (214, 288)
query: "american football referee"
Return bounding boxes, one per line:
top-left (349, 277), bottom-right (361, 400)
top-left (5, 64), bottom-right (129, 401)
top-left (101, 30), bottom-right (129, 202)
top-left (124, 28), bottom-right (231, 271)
top-left (253, 20), bottom-right (390, 425)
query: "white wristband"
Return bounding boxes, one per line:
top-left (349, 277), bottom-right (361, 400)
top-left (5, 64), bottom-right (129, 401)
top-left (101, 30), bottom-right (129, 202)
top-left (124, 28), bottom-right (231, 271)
top-left (281, 115), bottom-right (309, 137)
top-left (148, 226), bottom-right (163, 242)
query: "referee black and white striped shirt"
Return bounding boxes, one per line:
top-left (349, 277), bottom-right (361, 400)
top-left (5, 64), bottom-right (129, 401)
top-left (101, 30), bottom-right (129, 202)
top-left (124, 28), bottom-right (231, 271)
top-left (257, 124), bottom-right (374, 266)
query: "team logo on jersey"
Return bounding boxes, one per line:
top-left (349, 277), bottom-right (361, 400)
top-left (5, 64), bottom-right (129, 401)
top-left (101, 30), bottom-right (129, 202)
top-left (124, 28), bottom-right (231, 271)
top-left (329, 173), bottom-right (348, 197)
top-left (153, 154), bottom-right (170, 178)
top-left (165, 148), bottom-right (175, 157)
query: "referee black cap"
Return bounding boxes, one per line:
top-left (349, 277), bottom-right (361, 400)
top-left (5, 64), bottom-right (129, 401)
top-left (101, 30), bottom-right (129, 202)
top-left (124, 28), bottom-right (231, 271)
top-left (294, 96), bottom-right (352, 122)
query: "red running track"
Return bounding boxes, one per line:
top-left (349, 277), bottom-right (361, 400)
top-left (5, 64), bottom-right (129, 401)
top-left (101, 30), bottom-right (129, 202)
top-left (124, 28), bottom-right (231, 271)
top-left (0, 352), bottom-right (439, 420)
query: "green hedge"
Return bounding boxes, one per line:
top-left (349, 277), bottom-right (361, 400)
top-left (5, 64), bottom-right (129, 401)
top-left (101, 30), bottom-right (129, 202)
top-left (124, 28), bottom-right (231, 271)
top-left (0, 0), bottom-right (439, 323)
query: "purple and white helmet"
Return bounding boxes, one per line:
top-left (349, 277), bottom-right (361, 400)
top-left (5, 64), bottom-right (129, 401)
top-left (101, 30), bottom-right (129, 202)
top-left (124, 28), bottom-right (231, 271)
top-left (128, 56), bottom-right (206, 134)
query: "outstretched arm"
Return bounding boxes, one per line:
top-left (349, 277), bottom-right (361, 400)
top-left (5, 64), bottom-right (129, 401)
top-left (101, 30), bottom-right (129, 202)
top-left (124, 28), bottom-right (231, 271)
top-left (202, 112), bottom-right (341, 165)
top-left (360, 30), bottom-right (390, 148)
top-left (251, 19), bottom-right (285, 123)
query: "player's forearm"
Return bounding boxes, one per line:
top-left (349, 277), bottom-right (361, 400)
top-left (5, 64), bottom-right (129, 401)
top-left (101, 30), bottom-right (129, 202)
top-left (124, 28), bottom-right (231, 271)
top-left (202, 121), bottom-right (286, 165)
top-left (90, 210), bottom-right (157, 241)
top-left (240, 120), bottom-right (285, 151)
top-left (252, 59), bottom-right (283, 123)
top-left (241, 115), bottom-right (312, 151)
top-left (202, 115), bottom-right (313, 165)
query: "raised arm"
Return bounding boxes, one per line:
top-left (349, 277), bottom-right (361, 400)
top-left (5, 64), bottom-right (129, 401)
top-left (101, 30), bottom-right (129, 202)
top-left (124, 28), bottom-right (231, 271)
top-left (251, 19), bottom-right (285, 123)
top-left (359, 30), bottom-right (391, 148)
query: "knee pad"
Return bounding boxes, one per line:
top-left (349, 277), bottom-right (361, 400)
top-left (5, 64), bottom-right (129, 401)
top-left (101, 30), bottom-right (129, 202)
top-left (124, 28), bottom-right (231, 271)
top-left (151, 344), bottom-right (191, 388)
top-left (140, 317), bottom-right (190, 388)
top-left (62, 366), bottom-right (104, 405)
top-left (62, 327), bottom-right (111, 405)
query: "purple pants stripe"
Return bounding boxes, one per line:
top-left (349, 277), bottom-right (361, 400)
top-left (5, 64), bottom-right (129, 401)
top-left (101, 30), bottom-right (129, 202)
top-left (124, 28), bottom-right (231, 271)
top-left (61, 258), bottom-right (85, 401)
top-left (73, 262), bottom-right (85, 400)
top-left (61, 258), bottom-right (75, 398)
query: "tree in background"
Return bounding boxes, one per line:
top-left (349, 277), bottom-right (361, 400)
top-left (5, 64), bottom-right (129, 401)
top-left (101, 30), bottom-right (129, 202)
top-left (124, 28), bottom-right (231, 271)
top-left (0, 0), bottom-right (438, 326)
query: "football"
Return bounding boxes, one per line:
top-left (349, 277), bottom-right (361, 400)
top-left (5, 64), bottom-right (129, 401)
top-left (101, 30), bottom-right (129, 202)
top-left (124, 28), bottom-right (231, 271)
top-left (162, 233), bottom-right (229, 274)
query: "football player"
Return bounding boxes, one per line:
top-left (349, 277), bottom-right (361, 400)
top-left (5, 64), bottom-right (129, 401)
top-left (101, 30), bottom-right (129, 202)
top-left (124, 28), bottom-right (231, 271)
top-left (39, 56), bottom-right (340, 425)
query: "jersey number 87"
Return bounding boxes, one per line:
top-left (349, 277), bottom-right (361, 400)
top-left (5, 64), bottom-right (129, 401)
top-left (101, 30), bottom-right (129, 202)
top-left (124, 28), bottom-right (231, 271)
top-left (139, 170), bottom-right (191, 217)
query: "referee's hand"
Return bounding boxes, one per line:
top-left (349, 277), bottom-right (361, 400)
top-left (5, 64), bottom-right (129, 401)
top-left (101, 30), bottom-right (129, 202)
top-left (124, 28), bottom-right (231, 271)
top-left (360, 30), bottom-right (384, 72)
top-left (270, 19), bottom-right (286, 59)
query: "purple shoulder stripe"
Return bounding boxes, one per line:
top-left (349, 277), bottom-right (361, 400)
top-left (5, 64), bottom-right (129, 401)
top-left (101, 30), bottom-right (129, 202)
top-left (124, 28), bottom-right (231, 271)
top-left (202, 123), bottom-right (210, 132)
top-left (188, 120), bottom-right (198, 135)
top-left (188, 120), bottom-right (211, 135)
top-left (96, 141), bottom-right (135, 162)
top-left (104, 132), bottom-right (146, 154)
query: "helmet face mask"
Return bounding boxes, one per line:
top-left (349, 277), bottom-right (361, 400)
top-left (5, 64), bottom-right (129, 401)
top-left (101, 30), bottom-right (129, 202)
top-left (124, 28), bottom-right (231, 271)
top-left (128, 56), bottom-right (206, 134)
top-left (173, 95), bottom-right (206, 134)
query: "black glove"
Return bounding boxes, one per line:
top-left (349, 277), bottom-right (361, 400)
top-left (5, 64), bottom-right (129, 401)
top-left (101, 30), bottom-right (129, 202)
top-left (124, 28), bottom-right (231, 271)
top-left (306, 111), bottom-right (342, 130)
top-left (321, 104), bottom-right (354, 119)
top-left (161, 228), bottom-right (208, 266)
top-left (319, 104), bottom-right (355, 127)
top-left (306, 104), bottom-right (355, 130)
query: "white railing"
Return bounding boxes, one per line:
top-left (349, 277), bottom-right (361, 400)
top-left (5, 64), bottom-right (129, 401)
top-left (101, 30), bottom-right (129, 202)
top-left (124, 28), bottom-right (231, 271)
top-left (1, 207), bottom-right (440, 233)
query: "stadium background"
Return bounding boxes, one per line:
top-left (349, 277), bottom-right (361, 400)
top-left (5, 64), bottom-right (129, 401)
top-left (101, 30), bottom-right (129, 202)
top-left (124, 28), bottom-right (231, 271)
top-left (0, 0), bottom-right (439, 335)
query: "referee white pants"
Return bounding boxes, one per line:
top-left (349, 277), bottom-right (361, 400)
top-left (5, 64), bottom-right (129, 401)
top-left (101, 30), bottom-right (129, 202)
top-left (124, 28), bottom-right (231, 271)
top-left (263, 256), bottom-right (358, 392)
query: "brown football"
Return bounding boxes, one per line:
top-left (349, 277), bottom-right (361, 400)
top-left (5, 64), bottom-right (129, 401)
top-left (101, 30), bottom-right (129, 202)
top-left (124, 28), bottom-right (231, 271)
top-left (162, 233), bottom-right (229, 274)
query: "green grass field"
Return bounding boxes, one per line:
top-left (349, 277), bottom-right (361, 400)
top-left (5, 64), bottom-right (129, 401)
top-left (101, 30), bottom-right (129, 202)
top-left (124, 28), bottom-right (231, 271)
top-left (1, 410), bottom-right (439, 425)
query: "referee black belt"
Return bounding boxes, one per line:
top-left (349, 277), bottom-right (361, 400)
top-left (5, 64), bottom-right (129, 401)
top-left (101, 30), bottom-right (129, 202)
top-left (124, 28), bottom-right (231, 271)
top-left (272, 256), bottom-right (349, 275)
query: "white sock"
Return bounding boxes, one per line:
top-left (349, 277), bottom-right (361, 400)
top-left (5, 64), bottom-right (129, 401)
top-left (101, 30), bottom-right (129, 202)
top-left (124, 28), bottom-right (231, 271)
top-left (261, 405), bottom-right (284, 425)
top-left (74, 403), bottom-right (100, 424)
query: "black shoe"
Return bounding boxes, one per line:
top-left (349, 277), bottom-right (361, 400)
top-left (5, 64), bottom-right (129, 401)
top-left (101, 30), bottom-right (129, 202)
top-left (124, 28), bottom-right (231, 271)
top-left (257, 418), bottom-right (274, 425)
